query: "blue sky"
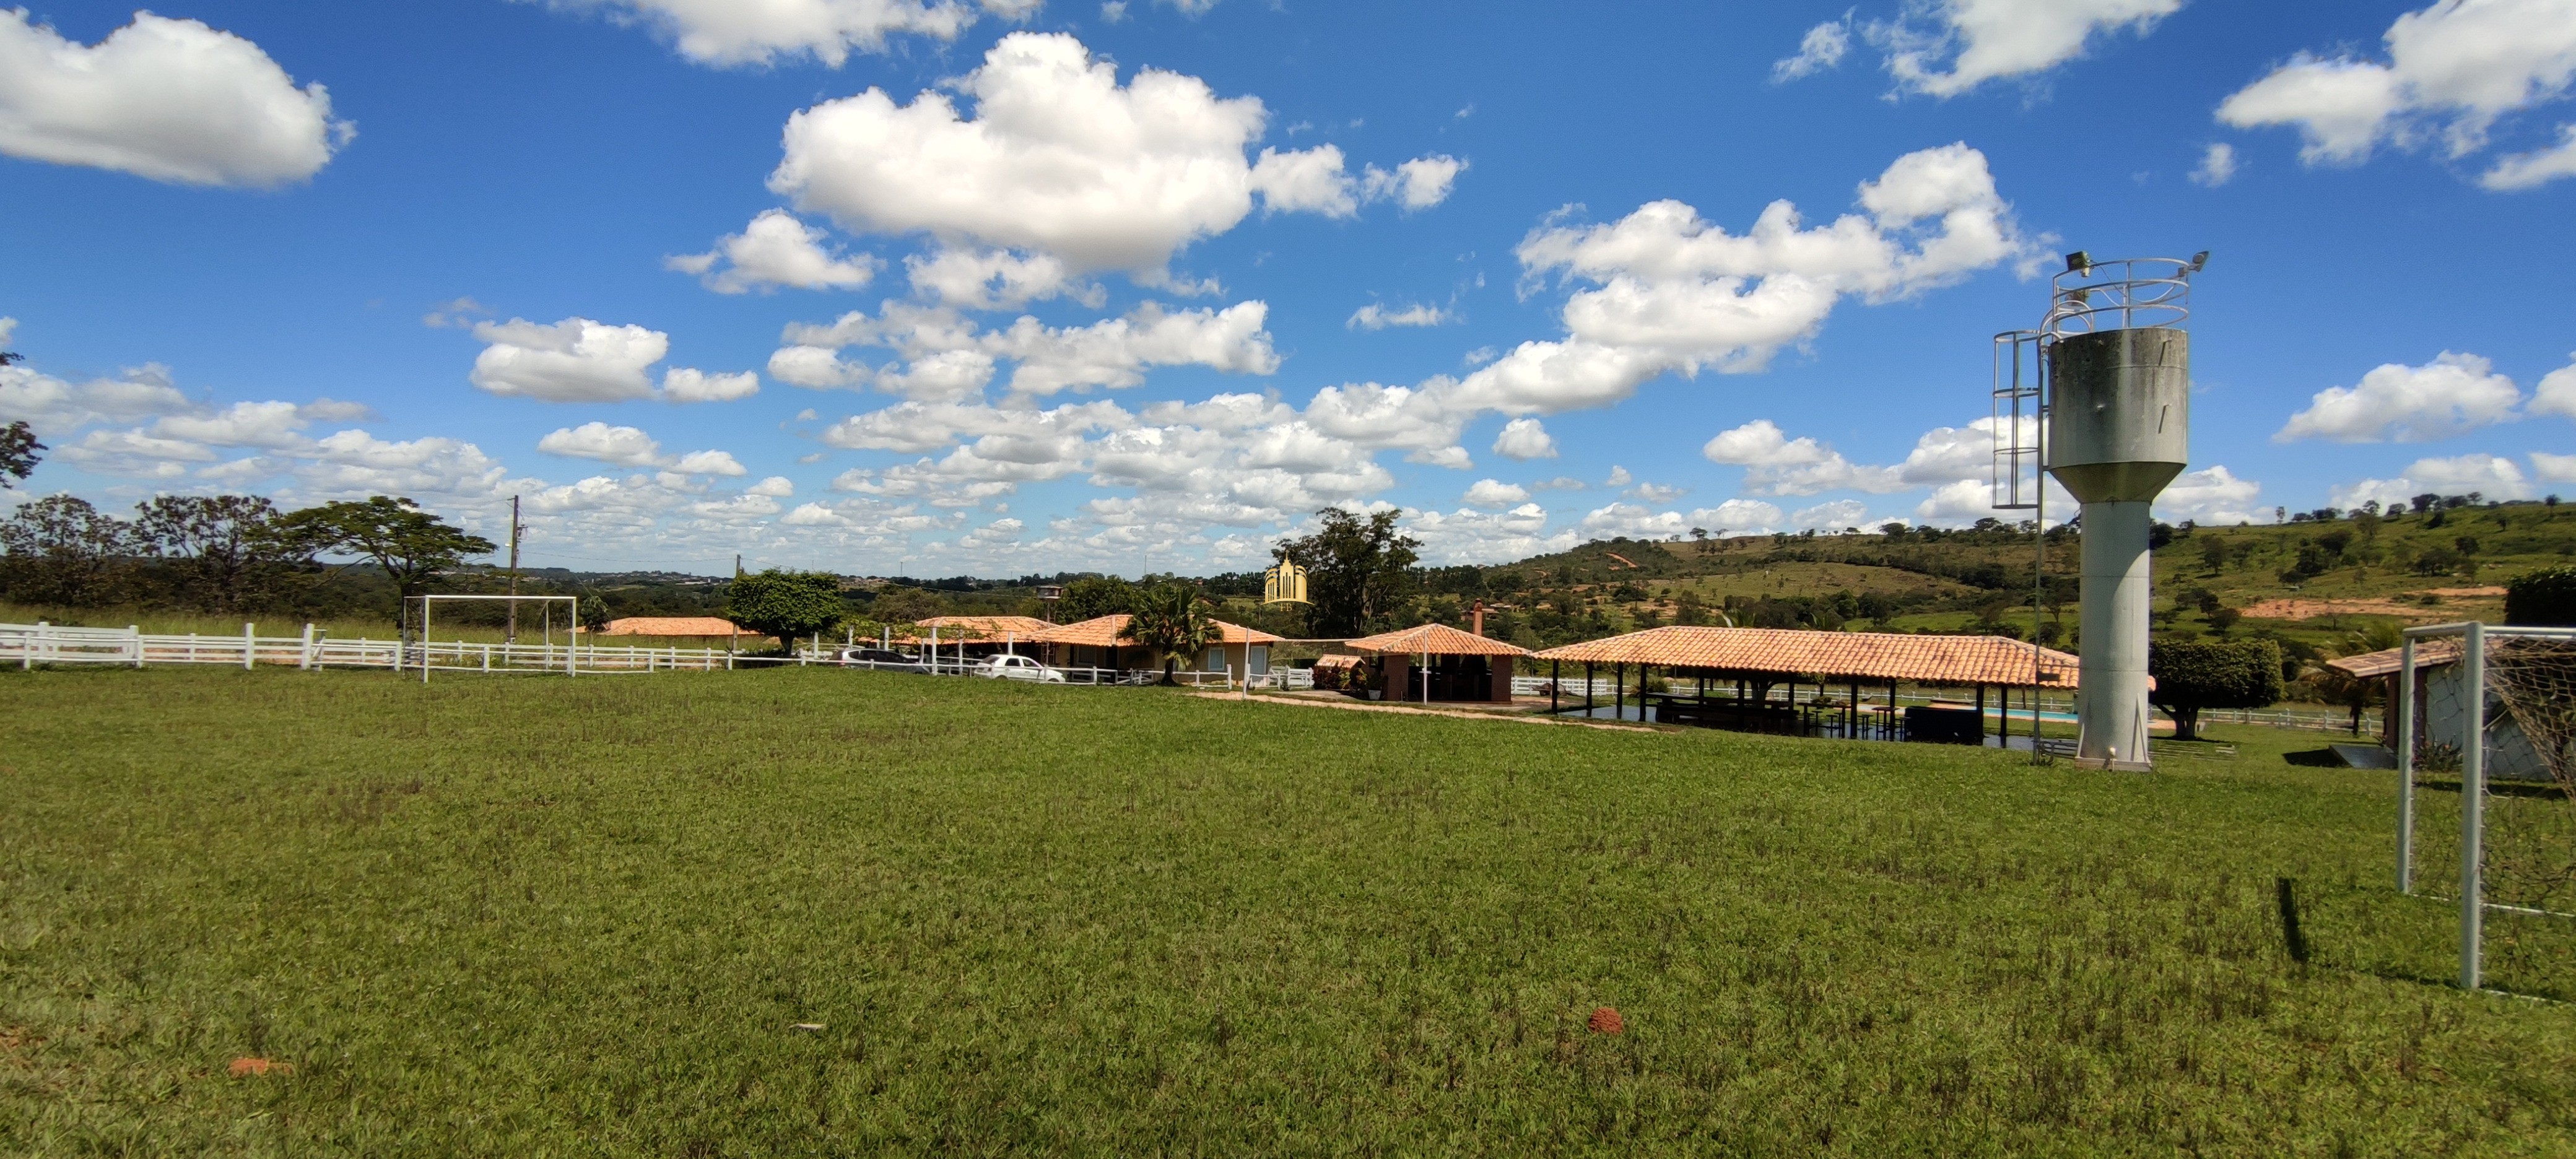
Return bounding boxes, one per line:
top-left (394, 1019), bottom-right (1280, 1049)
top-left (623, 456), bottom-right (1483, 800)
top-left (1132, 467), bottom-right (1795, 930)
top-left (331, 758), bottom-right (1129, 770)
top-left (3, 0), bottom-right (2572, 576)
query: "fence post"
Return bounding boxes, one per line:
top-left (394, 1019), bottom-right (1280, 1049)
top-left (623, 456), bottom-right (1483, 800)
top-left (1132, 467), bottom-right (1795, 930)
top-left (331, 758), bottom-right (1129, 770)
top-left (2460, 623), bottom-right (2485, 991)
top-left (132, 625), bottom-right (144, 669)
top-left (2396, 636), bottom-right (2415, 895)
top-left (243, 622), bottom-right (256, 671)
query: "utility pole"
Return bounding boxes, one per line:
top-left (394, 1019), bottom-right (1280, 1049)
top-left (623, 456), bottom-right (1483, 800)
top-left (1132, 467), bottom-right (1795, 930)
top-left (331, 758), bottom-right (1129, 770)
top-left (505, 495), bottom-right (523, 644)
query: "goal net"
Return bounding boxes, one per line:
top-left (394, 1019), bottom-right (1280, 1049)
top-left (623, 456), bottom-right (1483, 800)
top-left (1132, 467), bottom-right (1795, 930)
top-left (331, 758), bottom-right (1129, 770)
top-left (2398, 623), bottom-right (2576, 997)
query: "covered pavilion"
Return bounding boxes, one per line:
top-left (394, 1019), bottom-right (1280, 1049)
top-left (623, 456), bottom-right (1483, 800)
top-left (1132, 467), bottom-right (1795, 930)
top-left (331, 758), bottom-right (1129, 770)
top-left (1342, 623), bottom-right (1533, 703)
top-left (1532, 625), bottom-right (2079, 744)
top-left (1032, 614), bottom-right (1285, 677)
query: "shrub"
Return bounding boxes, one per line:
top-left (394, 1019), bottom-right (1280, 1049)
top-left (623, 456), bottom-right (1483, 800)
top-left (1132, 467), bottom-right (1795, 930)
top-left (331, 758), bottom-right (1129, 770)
top-left (2505, 566), bottom-right (2576, 627)
top-left (2149, 639), bottom-right (2285, 742)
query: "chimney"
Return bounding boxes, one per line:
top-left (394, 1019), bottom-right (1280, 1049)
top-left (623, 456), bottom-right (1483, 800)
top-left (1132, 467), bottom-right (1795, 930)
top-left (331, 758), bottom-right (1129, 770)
top-left (1471, 600), bottom-right (1485, 637)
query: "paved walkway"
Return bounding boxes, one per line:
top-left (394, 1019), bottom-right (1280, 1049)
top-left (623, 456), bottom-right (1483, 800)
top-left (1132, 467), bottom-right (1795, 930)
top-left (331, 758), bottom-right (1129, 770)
top-left (1191, 691), bottom-right (1659, 733)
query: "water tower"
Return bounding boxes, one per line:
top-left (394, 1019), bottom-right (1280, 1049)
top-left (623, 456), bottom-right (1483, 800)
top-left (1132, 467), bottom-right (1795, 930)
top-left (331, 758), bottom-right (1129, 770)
top-left (1993, 252), bottom-right (2203, 770)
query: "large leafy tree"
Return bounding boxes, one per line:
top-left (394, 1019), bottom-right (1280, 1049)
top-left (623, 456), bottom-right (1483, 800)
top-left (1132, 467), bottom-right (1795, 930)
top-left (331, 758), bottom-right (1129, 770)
top-left (133, 495), bottom-right (310, 614)
top-left (282, 497), bottom-right (496, 636)
top-left (1055, 575), bottom-right (1136, 622)
top-left (726, 569), bottom-right (844, 652)
top-left (866, 584), bottom-right (949, 625)
top-left (2149, 639), bottom-right (2286, 742)
top-left (1274, 508), bottom-right (1420, 638)
top-left (1119, 583), bottom-right (1219, 685)
top-left (0, 495), bottom-right (138, 607)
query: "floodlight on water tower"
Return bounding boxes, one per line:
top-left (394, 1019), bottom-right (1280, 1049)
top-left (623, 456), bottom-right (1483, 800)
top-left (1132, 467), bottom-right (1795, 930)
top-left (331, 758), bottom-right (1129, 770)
top-left (1991, 251), bottom-right (2205, 770)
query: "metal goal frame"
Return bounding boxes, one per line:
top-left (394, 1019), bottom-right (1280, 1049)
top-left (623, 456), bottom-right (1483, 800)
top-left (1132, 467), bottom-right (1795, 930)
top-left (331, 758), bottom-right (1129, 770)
top-left (2396, 620), bottom-right (2576, 991)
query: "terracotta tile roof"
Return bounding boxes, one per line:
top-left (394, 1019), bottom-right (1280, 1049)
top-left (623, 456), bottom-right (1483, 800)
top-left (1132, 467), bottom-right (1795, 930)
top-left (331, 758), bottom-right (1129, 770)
top-left (600, 616), bottom-right (746, 636)
top-left (2328, 639), bottom-right (2461, 679)
top-left (1312, 654), bottom-right (1368, 669)
top-left (1030, 614), bottom-right (1284, 647)
top-left (920, 615), bottom-right (1053, 635)
top-left (1347, 623), bottom-right (1533, 657)
top-left (887, 615), bottom-right (1054, 645)
top-left (1532, 625), bottom-right (2079, 688)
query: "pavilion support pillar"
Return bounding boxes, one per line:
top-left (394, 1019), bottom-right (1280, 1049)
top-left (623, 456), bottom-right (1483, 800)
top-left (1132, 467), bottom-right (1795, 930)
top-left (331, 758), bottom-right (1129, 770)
top-left (1585, 662), bottom-right (1595, 717)
top-left (1551, 659), bottom-right (1560, 713)
top-left (1614, 664), bottom-right (1625, 721)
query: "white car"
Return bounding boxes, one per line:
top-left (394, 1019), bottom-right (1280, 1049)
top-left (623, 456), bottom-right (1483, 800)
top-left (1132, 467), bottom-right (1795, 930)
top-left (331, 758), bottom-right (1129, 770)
top-left (977, 654), bottom-right (1068, 682)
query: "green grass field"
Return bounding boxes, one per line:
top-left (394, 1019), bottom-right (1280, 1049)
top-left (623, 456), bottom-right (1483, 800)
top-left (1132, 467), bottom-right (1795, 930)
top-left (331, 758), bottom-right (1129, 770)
top-left (3, 667), bottom-right (2572, 1155)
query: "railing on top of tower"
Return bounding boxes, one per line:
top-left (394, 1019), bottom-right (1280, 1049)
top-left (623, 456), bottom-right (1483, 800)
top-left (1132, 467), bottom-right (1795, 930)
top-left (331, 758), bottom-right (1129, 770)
top-left (2041, 251), bottom-right (2206, 339)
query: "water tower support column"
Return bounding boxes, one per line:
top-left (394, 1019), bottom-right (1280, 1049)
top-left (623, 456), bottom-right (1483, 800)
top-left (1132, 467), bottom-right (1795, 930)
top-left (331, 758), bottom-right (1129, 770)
top-left (2076, 498), bottom-right (2156, 764)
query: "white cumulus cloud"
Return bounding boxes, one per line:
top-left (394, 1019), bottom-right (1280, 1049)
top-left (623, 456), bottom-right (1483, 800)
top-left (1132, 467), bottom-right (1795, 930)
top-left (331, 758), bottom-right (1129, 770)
top-left (661, 367), bottom-right (760, 403)
top-left (1701, 419), bottom-right (1904, 495)
top-left (2217, 0), bottom-right (2576, 180)
top-left (1473, 143), bottom-right (2034, 415)
top-left (1, 359), bottom-right (194, 435)
top-left (471, 318), bottom-right (670, 403)
top-left (1490, 417), bottom-right (1557, 460)
top-left (2190, 142), bottom-right (2239, 186)
top-left (768, 33), bottom-right (1438, 278)
top-left (2155, 464), bottom-right (2266, 524)
top-left (1461, 479), bottom-right (1530, 508)
top-left (905, 246), bottom-right (1091, 310)
top-left (543, 0), bottom-right (1035, 67)
top-left (1775, 20), bottom-right (1852, 82)
top-left (0, 11), bottom-right (352, 188)
top-left (538, 421), bottom-right (664, 467)
top-left (2533, 352), bottom-right (2576, 419)
top-left (780, 299), bottom-right (1277, 398)
top-left (672, 449), bottom-right (747, 476)
top-left (1873, 0), bottom-right (2183, 98)
top-left (2484, 124), bottom-right (2576, 189)
top-left (2275, 352), bottom-right (2523, 442)
top-left (1789, 498), bottom-right (1872, 530)
top-left (667, 209), bottom-right (876, 293)
top-left (2336, 453), bottom-right (2536, 508)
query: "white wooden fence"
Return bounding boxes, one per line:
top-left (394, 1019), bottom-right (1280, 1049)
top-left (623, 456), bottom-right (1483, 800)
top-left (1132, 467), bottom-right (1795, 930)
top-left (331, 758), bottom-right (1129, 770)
top-left (0, 621), bottom-right (739, 674)
top-left (0, 621), bottom-right (1313, 688)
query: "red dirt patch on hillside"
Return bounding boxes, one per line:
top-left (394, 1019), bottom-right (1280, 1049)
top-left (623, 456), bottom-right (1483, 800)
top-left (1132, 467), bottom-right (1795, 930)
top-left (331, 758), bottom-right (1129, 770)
top-left (2242, 586), bottom-right (2506, 622)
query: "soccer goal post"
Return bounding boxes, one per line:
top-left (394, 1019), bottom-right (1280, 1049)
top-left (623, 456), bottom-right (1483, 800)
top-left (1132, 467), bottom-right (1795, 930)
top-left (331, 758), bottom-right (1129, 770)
top-left (407, 594), bottom-right (582, 684)
top-left (2395, 620), bottom-right (2576, 993)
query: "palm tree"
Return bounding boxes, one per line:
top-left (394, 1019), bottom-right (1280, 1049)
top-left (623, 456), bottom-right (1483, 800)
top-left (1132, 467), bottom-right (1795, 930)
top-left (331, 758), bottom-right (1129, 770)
top-left (1120, 583), bottom-right (1219, 685)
